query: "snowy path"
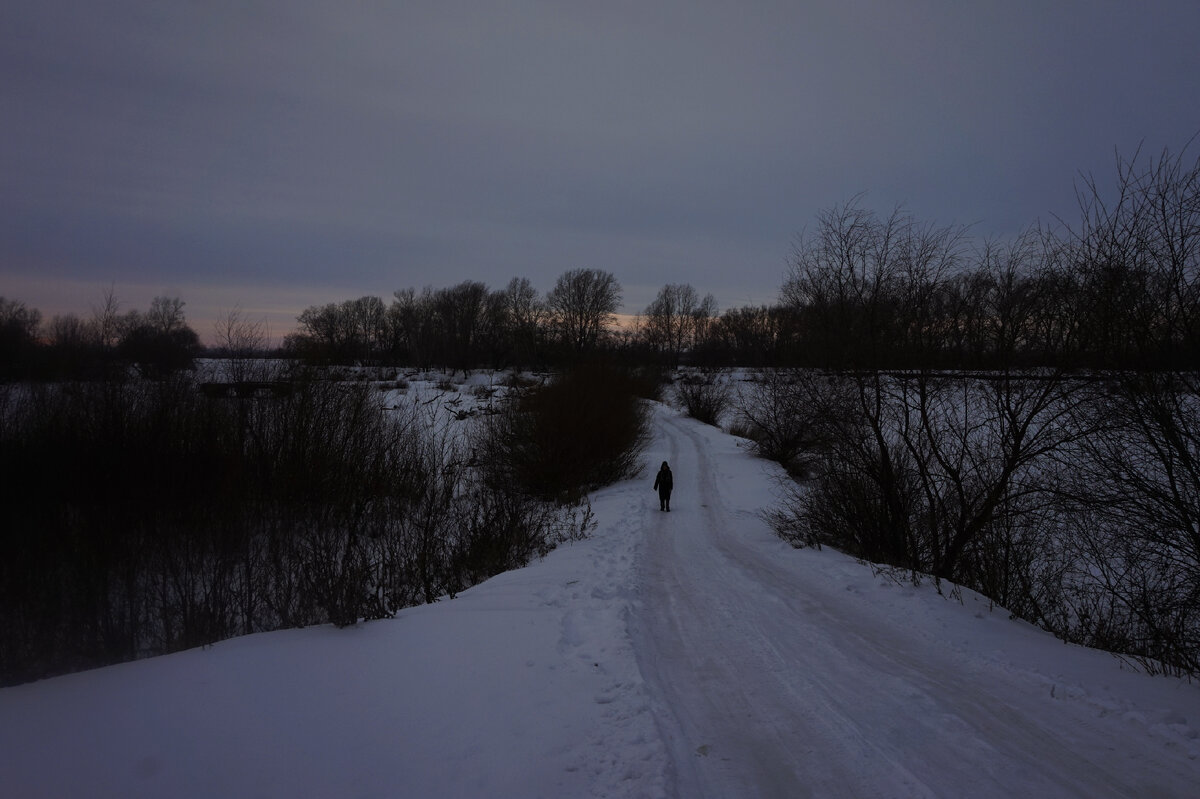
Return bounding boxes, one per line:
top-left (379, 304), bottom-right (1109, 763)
top-left (1, 402), bottom-right (1199, 798)
top-left (633, 407), bottom-right (1200, 798)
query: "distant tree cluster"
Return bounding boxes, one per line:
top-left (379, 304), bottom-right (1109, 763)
top-left (280, 270), bottom-right (792, 371)
top-left (0, 291), bottom-right (202, 381)
top-left (283, 269), bottom-right (624, 370)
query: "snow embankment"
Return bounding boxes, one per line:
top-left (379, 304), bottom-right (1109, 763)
top-left (0, 481), bottom-right (664, 799)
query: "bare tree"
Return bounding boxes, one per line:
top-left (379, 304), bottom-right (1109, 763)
top-left (0, 297), bottom-right (42, 344)
top-left (731, 369), bottom-right (840, 475)
top-left (0, 297), bottom-right (42, 379)
top-left (546, 269), bottom-right (621, 355)
top-left (214, 306), bottom-right (271, 383)
top-left (1057, 142), bottom-right (1200, 674)
top-left (500, 276), bottom-right (547, 368)
top-left (90, 285), bottom-right (122, 350)
top-left (431, 281), bottom-right (489, 374)
top-left (113, 297), bottom-right (201, 377)
top-left (214, 306), bottom-right (269, 355)
top-left (1066, 143), bottom-right (1200, 368)
top-left (146, 296), bottom-right (188, 335)
top-left (782, 201), bottom-right (908, 368)
top-left (774, 202), bottom-right (1079, 602)
top-left (292, 296), bottom-right (387, 364)
top-left (643, 283), bottom-right (699, 365)
top-left (386, 288), bottom-right (425, 366)
top-left (675, 371), bottom-right (730, 426)
top-left (708, 305), bottom-right (786, 366)
top-left (47, 314), bottom-right (92, 349)
top-left (1065, 371), bottom-right (1200, 674)
top-left (691, 292), bottom-right (719, 350)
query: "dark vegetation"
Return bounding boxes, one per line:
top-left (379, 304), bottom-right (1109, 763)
top-left (674, 372), bottom-right (731, 428)
top-left (3, 142), bottom-right (1199, 680)
top-left (477, 362), bottom-right (651, 502)
top-left (1, 293), bottom-right (202, 382)
top-left (754, 144), bottom-right (1200, 677)
top-left (0, 361), bottom-right (646, 685)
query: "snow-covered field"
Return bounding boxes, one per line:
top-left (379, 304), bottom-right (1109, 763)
top-left (2, 403), bottom-right (1199, 798)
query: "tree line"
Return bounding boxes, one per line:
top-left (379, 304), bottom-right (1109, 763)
top-left (4, 145), bottom-right (1198, 379)
top-left (0, 292), bottom-right (204, 381)
top-left (281, 145), bottom-right (1200, 373)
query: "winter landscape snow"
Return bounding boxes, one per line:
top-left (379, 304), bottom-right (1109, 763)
top-left (2, 403), bottom-right (1199, 798)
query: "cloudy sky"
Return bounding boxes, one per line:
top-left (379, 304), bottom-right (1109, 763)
top-left (4, 1), bottom-right (1199, 342)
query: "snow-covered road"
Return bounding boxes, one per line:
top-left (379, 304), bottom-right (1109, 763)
top-left (2, 401), bottom-right (1198, 798)
top-left (634, 409), bottom-right (1200, 798)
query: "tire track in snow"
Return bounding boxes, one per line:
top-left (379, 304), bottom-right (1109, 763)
top-left (632, 407), bottom-right (1188, 798)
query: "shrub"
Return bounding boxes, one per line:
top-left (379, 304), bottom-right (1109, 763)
top-left (117, 325), bottom-right (202, 377)
top-left (675, 372), bottom-right (730, 426)
top-left (0, 375), bottom-right (428, 683)
top-left (478, 362), bottom-right (650, 501)
top-left (1060, 372), bottom-right (1200, 676)
top-left (0, 367), bottom-right (608, 685)
top-left (625, 365), bottom-right (668, 401)
top-left (731, 369), bottom-right (839, 477)
top-left (447, 487), bottom-right (595, 594)
top-left (768, 430), bottom-right (920, 566)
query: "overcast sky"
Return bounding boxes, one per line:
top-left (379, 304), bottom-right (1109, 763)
top-left (4, 1), bottom-right (1199, 342)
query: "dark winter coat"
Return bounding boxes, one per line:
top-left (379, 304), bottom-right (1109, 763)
top-left (653, 466), bottom-right (673, 498)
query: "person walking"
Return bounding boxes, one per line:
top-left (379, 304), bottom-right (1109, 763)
top-left (653, 461), bottom-right (673, 512)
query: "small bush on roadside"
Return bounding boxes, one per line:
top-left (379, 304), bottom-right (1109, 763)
top-left (447, 488), bottom-right (595, 594)
top-left (625, 365), bottom-right (667, 402)
top-left (675, 372), bottom-right (730, 426)
top-left (726, 421), bottom-right (755, 440)
top-left (731, 369), bottom-right (839, 477)
top-left (478, 362), bottom-right (651, 502)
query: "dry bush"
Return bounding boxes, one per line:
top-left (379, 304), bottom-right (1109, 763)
top-left (0, 365), bottom-right (614, 685)
top-left (0, 375), bottom-right (424, 682)
top-left (731, 369), bottom-right (842, 477)
top-left (477, 362), bottom-right (650, 502)
top-left (675, 372), bottom-right (730, 426)
top-left (1059, 372), bottom-right (1200, 675)
top-left (624, 365), bottom-right (668, 401)
top-left (769, 372), bottom-right (1078, 620)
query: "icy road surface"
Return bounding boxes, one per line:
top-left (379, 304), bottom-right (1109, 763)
top-left (1, 399), bottom-right (1198, 798)
top-left (636, 409), bottom-right (1200, 798)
